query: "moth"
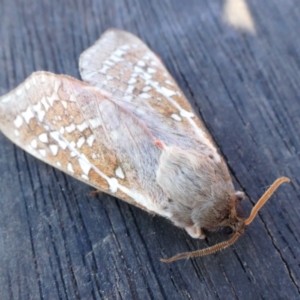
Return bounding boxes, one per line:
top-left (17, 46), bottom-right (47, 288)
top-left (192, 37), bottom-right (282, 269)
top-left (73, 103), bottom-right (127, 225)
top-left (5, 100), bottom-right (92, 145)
top-left (0, 29), bottom-right (289, 262)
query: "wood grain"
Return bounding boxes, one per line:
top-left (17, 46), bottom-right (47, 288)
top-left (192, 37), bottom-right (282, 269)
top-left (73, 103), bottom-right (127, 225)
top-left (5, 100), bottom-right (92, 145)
top-left (0, 0), bottom-right (299, 299)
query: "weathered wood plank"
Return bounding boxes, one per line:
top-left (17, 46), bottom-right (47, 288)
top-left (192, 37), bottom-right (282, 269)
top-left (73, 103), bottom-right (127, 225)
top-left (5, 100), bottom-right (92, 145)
top-left (0, 0), bottom-right (299, 299)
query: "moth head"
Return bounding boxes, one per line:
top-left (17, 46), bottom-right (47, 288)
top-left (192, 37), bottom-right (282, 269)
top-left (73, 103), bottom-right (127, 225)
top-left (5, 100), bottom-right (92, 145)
top-left (191, 183), bottom-right (246, 235)
top-left (214, 191), bottom-right (246, 235)
top-left (161, 177), bottom-right (290, 262)
top-left (155, 141), bottom-right (246, 233)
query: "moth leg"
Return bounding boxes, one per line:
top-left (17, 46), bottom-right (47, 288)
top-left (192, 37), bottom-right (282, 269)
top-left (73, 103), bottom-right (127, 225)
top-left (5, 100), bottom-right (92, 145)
top-left (185, 225), bottom-right (206, 239)
top-left (90, 190), bottom-right (103, 196)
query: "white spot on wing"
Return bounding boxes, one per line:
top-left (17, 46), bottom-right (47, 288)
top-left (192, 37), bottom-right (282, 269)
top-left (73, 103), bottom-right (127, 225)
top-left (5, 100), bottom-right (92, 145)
top-left (126, 85), bottom-right (135, 94)
top-left (160, 87), bottom-right (176, 97)
top-left (33, 102), bottom-right (46, 122)
top-left (171, 114), bottom-right (182, 121)
top-left (165, 80), bottom-right (174, 86)
top-left (25, 82), bottom-right (31, 90)
top-left (104, 60), bottom-right (114, 66)
top-left (61, 101), bottom-right (67, 109)
top-left (50, 131), bottom-right (67, 150)
top-left (67, 163), bottom-right (75, 173)
top-left (115, 166), bottom-right (125, 179)
top-left (77, 137), bottom-right (85, 148)
top-left (38, 133), bottom-right (48, 143)
top-left (147, 67), bottom-right (156, 74)
top-left (47, 94), bottom-right (57, 106)
top-left (22, 107), bottom-right (35, 124)
top-left (137, 60), bottom-right (145, 67)
top-left (99, 65), bottom-right (109, 73)
top-left (87, 135), bottom-right (95, 147)
top-left (77, 122), bottom-right (89, 132)
top-left (70, 151), bottom-right (76, 157)
top-left (66, 124), bottom-right (76, 133)
top-left (114, 48), bottom-right (126, 56)
top-left (108, 177), bottom-right (118, 193)
top-left (14, 115), bottom-right (23, 128)
top-left (31, 139), bottom-right (37, 149)
top-left (90, 118), bottom-right (101, 128)
top-left (81, 174), bottom-right (89, 180)
top-left (140, 93), bottom-right (151, 99)
top-left (134, 66), bottom-right (144, 73)
top-left (78, 154), bottom-right (91, 176)
top-left (50, 144), bottom-right (59, 156)
top-left (69, 94), bottom-right (76, 102)
top-left (128, 78), bottom-right (136, 84)
top-left (180, 109), bottom-right (194, 118)
top-left (16, 89), bottom-right (23, 96)
top-left (41, 97), bottom-right (50, 111)
top-left (110, 55), bottom-right (123, 62)
top-left (142, 86), bottom-right (151, 92)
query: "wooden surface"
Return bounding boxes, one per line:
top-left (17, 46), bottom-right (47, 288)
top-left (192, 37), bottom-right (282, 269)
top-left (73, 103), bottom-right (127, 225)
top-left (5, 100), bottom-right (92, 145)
top-left (0, 0), bottom-right (299, 299)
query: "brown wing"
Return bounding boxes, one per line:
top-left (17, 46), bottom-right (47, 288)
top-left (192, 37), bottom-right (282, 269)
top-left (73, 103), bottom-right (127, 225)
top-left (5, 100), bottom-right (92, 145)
top-left (0, 72), bottom-right (169, 215)
top-left (79, 29), bottom-right (218, 159)
top-left (0, 29), bottom-right (221, 218)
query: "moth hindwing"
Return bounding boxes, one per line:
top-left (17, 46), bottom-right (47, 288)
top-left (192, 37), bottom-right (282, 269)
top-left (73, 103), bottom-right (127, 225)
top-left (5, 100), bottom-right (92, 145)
top-left (0, 29), bottom-right (243, 239)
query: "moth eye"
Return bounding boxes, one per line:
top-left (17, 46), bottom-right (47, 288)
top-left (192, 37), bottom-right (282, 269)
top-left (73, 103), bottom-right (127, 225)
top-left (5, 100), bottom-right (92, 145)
top-left (225, 216), bottom-right (230, 223)
top-left (220, 226), bottom-right (233, 235)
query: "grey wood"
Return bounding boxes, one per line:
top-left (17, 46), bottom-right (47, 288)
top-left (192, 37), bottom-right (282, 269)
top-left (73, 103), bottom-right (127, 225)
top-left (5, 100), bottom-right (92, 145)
top-left (0, 0), bottom-right (299, 299)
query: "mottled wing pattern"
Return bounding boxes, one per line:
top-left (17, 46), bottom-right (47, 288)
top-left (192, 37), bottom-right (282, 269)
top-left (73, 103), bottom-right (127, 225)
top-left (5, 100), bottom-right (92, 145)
top-left (0, 29), bottom-right (220, 218)
top-left (79, 29), bottom-right (216, 153)
top-left (0, 72), bottom-right (168, 214)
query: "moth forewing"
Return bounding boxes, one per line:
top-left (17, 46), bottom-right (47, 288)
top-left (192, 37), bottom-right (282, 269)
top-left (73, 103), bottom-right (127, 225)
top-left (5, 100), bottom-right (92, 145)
top-left (0, 72), bottom-right (167, 215)
top-left (79, 29), bottom-right (217, 155)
